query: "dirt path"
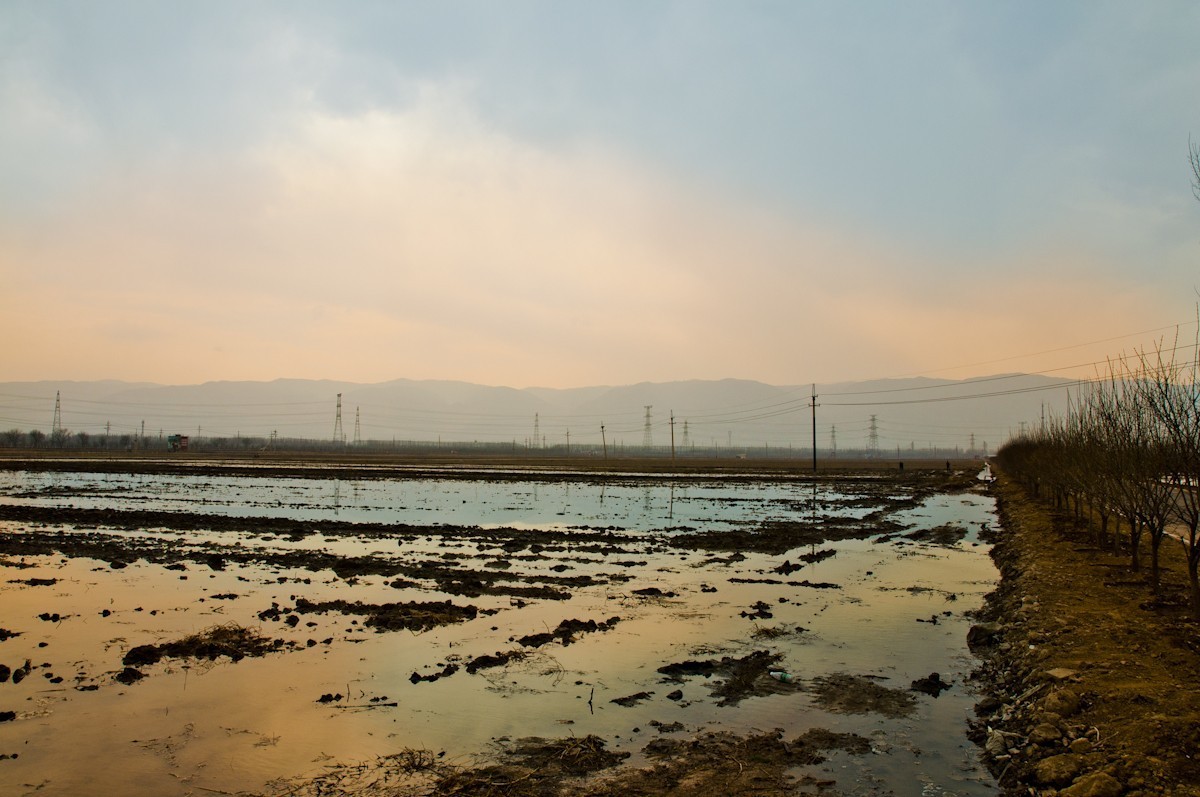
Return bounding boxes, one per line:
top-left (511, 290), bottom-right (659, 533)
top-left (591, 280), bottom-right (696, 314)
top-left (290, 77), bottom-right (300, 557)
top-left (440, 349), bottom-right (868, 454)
top-left (970, 473), bottom-right (1200, 797)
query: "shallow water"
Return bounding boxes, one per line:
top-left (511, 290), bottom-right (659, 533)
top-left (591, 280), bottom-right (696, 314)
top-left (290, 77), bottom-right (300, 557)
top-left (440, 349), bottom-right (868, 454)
top-left (0, 472), bottom-right (998, 797)
top-left (0, 470), bottom-right (897, 530)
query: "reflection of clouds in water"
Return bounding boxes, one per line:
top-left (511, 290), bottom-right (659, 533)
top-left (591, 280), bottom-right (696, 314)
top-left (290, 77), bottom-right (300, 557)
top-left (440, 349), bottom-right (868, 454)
top-left (1, 471), bottom-right (899, 532)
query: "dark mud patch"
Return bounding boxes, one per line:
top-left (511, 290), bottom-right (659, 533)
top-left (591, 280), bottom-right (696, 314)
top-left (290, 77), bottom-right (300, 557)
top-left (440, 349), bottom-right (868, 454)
top-left (516, 616), bottom-right (622, 648)
top-left (611, 691), bottom-right (654, 707)
top-left (910, 671), bottom-right (953, 696)
top-left (728, 577), bottom-right (840, 589)
top-left (906, 523), bottom-right (969, 547)
top-left (262, 727), bottom-right (873, 797)
top-left (657, 649), bottom-right (783, 706)
top-left (809, 672), bottom-right (917, 718)
top-left (669, 516), bottom-right (898, 556)
top-left (750, 624), bottom-right (808, 640)
top-left (617, 727), bottom-right (871, 795)
top-left (273, 734), bottom-right (629, 797)
top-left (464, 651), bottom-right (525, 675)
top-left (0, 628), bottom-right (21, 642)
top-left (287, 598), bottom-right (481, 633)
top-left (122, 623), bottom-right (292, 668)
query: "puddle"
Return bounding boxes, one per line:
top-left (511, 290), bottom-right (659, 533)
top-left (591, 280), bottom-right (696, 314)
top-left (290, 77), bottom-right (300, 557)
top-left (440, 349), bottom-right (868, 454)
top-left (0, 469), bottom-right (997, 796)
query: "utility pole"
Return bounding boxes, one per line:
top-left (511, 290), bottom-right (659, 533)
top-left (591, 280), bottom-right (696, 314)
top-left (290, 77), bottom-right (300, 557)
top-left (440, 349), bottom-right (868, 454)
top-left (601, 424), bottom-right (608, 461)
top-left (565, 429), bottom-right (570, 457)
top-left (809, 384), bottom-right (818, 472)
top-left (670, 411), bottom-right (676, 461)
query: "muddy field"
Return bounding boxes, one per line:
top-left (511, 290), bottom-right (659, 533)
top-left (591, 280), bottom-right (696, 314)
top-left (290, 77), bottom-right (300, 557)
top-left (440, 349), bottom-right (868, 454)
top-left (0, 456), bottom-right (996, 796)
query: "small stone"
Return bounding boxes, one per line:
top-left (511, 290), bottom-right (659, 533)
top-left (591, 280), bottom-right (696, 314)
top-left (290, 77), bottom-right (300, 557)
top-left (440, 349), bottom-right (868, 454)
top-left (967, 623), bottom-right (1002, 649)
top-left (1061, 771), bottom-right (1122, 797)
top-left (1043, 689), bottom-right (1080, 717)
top-left (974, 695), bottom-right (1003, 715)
top-left (1044, 668), bottom-right (1078, 681)
top-left (1068, 737), bottom-right (1092, 754)
top-left (1034, 753), bottom-right (1083, 786)
top-left (1030, 722), bottom-right (1063, 745)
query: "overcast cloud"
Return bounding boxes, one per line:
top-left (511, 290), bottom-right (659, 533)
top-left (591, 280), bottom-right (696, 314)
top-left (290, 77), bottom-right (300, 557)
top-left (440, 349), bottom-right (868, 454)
top-left (2, 1), bottom-right (1198, 387)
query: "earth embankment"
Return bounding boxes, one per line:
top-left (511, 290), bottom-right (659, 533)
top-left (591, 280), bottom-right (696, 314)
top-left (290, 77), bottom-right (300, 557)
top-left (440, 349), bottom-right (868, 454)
top-left (971, 472), bottom-right (1200, 797)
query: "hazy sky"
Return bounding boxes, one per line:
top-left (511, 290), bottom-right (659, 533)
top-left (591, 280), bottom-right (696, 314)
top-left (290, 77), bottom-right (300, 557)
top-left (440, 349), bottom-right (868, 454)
top-left (2, 1), bottom-right (1198, 389)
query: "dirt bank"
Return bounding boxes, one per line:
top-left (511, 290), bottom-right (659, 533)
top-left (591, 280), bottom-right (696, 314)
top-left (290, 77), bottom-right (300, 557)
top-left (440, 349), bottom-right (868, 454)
top-left (970, 473), bottom-right (1200, 797)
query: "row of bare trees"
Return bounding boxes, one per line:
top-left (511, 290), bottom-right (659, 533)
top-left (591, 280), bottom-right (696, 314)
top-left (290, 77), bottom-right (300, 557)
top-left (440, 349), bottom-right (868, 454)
top-left (995, 336), bottom-right (1200, 617)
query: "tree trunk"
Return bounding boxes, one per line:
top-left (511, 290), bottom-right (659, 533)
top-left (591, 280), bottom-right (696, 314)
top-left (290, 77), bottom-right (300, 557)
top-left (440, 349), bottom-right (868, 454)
top-left (1189, 556), bottom-right (1200, 619)
top-left (1129, 520), bottom-right (1142, 573)
top-left (1150, 530), bottom-right (1163, 595)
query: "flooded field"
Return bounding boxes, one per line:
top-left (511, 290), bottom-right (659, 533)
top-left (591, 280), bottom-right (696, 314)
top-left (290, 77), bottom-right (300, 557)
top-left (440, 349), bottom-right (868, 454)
top-left (0, 464), bottom-right (999, 796)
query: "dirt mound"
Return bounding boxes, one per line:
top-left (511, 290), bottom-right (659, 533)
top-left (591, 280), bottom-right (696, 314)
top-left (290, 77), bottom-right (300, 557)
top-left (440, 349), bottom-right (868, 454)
top-left (122, 623), bottom-right (290, 668)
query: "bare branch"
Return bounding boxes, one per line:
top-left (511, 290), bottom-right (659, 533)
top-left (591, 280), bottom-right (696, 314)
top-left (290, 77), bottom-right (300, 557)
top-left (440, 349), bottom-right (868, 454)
top-left (1191, 136), bottom-right (1200, 203)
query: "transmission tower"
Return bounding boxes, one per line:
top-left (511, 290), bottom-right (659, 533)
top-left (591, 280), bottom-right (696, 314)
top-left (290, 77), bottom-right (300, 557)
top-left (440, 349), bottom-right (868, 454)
top-left (51, 391), bottom-right (62, 443)
top-left (969, 433), bottom-right (976, 455)
top-left (642, 406), bottom-right (654, 449)
top-left (681, 420), bottom-right (690, 449)
top-left (353, 407), bottom-right (362, 445)
top-left (533, 413), bottom-right (540, 449)
top-left (332, 394), bottom-right (345, 444)
top-left (830, 425), bottom-right (837, 458)
top-left (867, 415), bottom-right (879, 457)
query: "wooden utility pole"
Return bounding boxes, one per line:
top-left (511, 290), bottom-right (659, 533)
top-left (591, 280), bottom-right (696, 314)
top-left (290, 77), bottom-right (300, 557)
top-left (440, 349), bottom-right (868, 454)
top-left (601, 424), bottom-right (608, 461)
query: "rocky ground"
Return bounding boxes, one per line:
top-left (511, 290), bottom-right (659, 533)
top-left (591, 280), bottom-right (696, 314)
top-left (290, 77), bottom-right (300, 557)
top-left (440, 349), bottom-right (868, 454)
top-left (968, 473), bottom-right (1200, 797)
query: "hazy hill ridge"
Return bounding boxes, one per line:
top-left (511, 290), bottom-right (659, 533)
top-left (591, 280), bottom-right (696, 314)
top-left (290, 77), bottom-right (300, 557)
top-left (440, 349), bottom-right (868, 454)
top-left (0, 375), bottom-right (1076, 452)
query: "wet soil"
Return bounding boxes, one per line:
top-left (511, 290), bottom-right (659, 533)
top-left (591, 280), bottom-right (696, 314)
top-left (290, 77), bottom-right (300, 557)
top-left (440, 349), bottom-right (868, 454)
top-left (0, 454), bottom-right (991, 796)
top-left (969, 472), bottom-right (1200, 797)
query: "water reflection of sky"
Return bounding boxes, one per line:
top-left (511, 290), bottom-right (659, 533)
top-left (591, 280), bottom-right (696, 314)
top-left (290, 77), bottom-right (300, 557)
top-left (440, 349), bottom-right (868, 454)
top-left (0, 473), bottom-right (999, 797)
top-left (0, 471), bottom-right (896, 531)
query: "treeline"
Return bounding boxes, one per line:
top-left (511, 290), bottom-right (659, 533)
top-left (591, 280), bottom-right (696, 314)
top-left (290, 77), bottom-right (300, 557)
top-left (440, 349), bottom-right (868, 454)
top-left (995, 339), bottom-right (1200, 617)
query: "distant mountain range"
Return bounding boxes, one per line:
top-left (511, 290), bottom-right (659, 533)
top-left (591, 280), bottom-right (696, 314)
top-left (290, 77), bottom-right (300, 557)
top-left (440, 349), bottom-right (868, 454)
top-left (0, 375), bottom-right (1084, 454)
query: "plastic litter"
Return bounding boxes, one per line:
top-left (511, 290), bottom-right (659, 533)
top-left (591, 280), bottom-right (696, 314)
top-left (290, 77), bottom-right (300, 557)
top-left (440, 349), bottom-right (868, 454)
top-left (768, 671), bottom-right (795, 683)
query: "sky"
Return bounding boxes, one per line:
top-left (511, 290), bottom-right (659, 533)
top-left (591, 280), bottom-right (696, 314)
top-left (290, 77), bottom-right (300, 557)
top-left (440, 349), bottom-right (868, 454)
top-left (2, 1), bottom-right (1199, 390)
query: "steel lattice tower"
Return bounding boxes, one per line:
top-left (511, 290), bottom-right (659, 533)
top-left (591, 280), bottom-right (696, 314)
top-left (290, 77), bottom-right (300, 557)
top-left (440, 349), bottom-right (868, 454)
top-left (333, 394), bottom-right (345, 444)
top-left (642, 405), bottom-right (653, 449)
top-left (533, 413), bottom-right (540, 449)
top-left (51, 391), bottom-right (62, 441)
top-left (353, 407), bottom-right (362, 445)
top-left (867, 415), bottom-right (879, 457)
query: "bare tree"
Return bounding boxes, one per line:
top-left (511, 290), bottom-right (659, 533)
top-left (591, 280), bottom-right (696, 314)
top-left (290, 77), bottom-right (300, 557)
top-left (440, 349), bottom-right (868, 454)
top-left (1191, 136), bottom-right (1200, 202)
top-left (1142, 325), bottom-right (1200, 615)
